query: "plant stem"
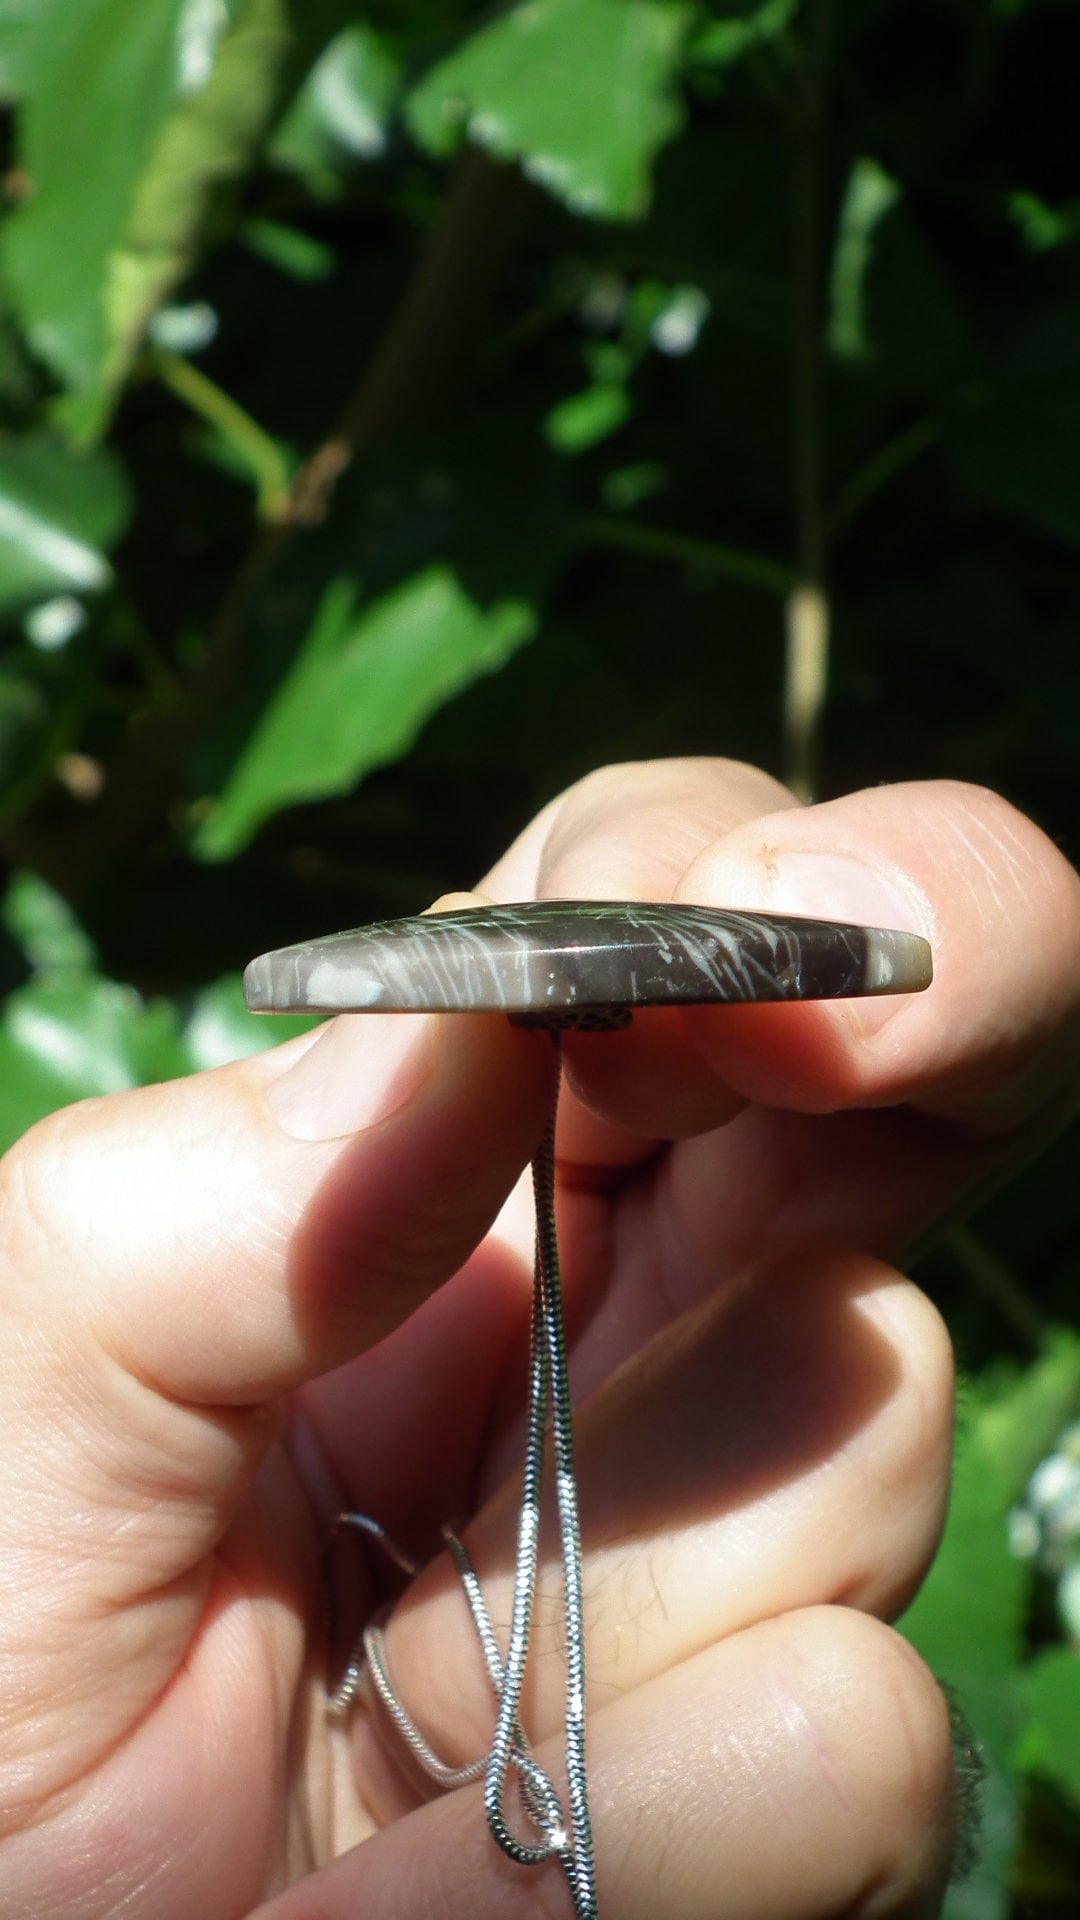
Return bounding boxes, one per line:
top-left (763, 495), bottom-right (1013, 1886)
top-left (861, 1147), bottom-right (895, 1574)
top-left (784, 0), bottom-right (833, 802)
top-left (291, 148), bottom-right (535, 526)
top-left (149, 350), bottom-right (294, 524)
top-left (587, 513), bottom-right (795, 595)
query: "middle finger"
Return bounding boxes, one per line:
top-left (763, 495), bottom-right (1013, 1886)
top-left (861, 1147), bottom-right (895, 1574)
top-left (349, 1245), bottom-right (952, 1791)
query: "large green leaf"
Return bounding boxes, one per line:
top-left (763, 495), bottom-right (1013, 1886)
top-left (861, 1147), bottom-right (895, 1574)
top-left (901, 1334), bottom-right (1080, 1920)
top-left (0, 967), bottom-right (319, 1149)
top-left (0, 0), bottom-right (35, 97)
top-left (1, 0), bottom-right (297, 434)
top-left (2, 0), bottom-right (189, 398)
top-left (0, 431), bottom-right (130, 612)
top-left (0, 975), bottom-right (188, 1150)
top-left (0, 873), bottom-right (315, 1151)
top-left (0, 869), bottom-right (177, 1146)
top-left (406, 0), bottom-right (693, 221)
top-left (104, 0), bottom-right (294, 406)
top-left (196, 564), bottom-right (538, 859)
top-left (1017, 1648), bottom-right (1080, 1808)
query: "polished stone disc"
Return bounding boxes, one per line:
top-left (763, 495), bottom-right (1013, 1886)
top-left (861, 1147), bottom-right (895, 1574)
top-left (244, 900), bottom-right (932, 1024)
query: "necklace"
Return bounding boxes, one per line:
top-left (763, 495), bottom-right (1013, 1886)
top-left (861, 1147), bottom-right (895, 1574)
top-left (245, 899), bottom-right (932, 1916)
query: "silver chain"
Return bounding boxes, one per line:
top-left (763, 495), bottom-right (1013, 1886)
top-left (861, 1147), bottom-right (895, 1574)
top-left (325, 1054), bottom-right (598, 1916)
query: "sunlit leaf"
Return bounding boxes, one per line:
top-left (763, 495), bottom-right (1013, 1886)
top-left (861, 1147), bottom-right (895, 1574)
top-left (406, 0), bottom-right (692, 221)
top-left (2, 0), bottom-right (189, 398)
top-left (648, 283), bottom-right (711, 356)
top-left (0, 0), bottom-right (35, 97)
top-left (0, 966), bottom-right (306, 1151)
top-left (0, 975), bottom-right (189, 1151)
top-left (182, 972), bottom-right (317, 1067)
top-left (828, 157), bottom-right (901, 361)
top-left (0, 431), bottom-right (130, 612)
top-left (1, 0), bottom-right (300, 434)
top-left (103, 0), bottom-right (294, 408)
top-left (1, 868), bottom-right (98, 973)
top-left (545, 383), bottom-right (631, 453)
top-left (270, 21), bottom-right (402, 195)
top-left (196, 565), bottom-right (539, 859)
top-left (901, 1334), bottom-right (1080, 1920)
top-left (1017, 1648), bottom-right (1080, 1806)
top-left (0, 878), bottom-right (312, 1148)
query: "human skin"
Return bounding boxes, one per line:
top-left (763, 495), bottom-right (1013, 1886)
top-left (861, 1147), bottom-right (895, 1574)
top-left (2, 759), bottom-right (1079, 1919)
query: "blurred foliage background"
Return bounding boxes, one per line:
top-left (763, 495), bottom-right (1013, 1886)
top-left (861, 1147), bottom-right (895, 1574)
top-left (2, 1), bottom-right (1080, 1913)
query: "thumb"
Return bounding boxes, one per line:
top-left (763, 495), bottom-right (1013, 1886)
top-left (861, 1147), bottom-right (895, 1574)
top-left (0, 1010), bottom-right (552, 1811)
top-left (8, 1009), bottom-right (553, 1404)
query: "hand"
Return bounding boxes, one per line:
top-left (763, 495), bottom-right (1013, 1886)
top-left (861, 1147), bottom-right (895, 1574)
top-left (3, 761), bottom-right (1078, 1920)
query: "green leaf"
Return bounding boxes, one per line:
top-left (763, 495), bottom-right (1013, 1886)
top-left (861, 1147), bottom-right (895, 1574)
top-left (2, 0), bottom-right (296, 431)
top-left (406, 0), bottom-right (693, 221)
top-left (0, 966), bottom-right (314, 1151)
top-left (103, 0), bottom-right (294, 408)
top-left (269, 22), bottom-right (402, 194)
top-left (975, 1335), bottom-right (1080, 1493)
top-left (0, 431), bottom-right (131, 612)
top-left (1, 869), bottom-right (98, 973)
top-left (196, 565), bottom-right (539, 859)
top-left (241, 217), bottom-right (336, 282)
top-left (1017, 1648), bottom-right (1080, 1807)
top-left (689, 0), bottom-right (798, 68)
top-left (545, 382), bottom-right (632, 452)
top-left (0, 975), bottom-right (188, 1151)
top-left (2, 0), bottom-right (189, 397)
top-left (182, 971), bottom-right (318, 1066)
top-left (0, 0), bottom-right (35, 97)
top-left (1007, 189), bottom-right (1080, 254)
top-left (901, 1334), bottom-right (1080, 1920)
top-left (828, 157), bottom-right (901, 361)
top-left (0, 881), bottom-right (311, 1147)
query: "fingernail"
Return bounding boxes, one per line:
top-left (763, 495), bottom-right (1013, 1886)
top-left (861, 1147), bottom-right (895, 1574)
top-left (746, 851), bottom-right (929, 935)
top-left (706, 850), bottom-right (933, 1031)
top-left (267, 1012), bottom-right (435, 1141)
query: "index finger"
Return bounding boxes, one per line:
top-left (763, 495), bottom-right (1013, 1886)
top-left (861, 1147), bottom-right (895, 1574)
top-left (503, 762), bottom-right (1080, 1148)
